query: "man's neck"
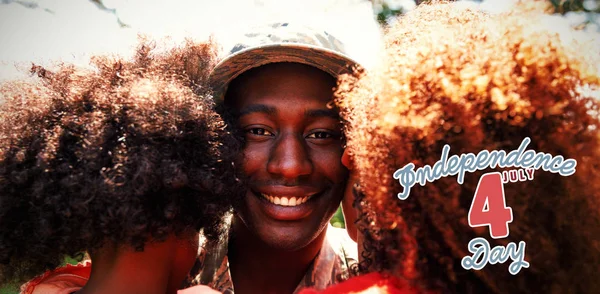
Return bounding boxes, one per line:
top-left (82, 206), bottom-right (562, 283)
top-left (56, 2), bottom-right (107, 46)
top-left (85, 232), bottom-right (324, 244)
top-left (228, 216), bottom-right (328, 294)
top-left (78, 233), bottom-right (198, 294)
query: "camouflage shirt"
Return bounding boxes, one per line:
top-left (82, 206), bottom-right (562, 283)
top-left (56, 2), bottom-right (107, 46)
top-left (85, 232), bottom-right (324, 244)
top-left (184, 217), bottom-right (358, 294)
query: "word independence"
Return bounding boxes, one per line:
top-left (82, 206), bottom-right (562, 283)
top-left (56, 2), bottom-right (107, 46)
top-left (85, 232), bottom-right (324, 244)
top-left (393, 137), bottom-right (577, 200)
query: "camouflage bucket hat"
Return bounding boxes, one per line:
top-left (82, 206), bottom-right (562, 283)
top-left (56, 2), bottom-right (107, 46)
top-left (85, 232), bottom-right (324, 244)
top-left (209, 22), bottom-right (362, 101)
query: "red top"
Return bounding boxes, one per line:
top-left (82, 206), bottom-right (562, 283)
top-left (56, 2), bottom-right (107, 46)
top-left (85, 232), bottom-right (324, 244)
top-left (19, 261), bottom-right (219, 294)
top-left (20, 261), bottom-right (91, 294)
top-left (177, 285), bottom-right (221, 294)
top-left (21, 261), bottom-right (412, 294)
top-left (298, 272), bottom-right (419, 294)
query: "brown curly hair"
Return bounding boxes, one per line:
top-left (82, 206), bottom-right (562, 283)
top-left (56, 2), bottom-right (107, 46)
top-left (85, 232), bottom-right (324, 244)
top-left (0, 38), bottom-right (242, 284)
top-left (337, 2), bottom-right (600, 293)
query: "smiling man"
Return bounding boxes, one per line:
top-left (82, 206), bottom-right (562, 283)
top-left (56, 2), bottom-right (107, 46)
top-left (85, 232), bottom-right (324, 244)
top-left (227, 63), bottom-right (347, 250)
top-left (184, 23), bottom-right (360, 294)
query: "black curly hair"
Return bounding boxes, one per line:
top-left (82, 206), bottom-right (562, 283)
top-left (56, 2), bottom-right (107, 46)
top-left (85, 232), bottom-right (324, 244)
top-left (0, 38), bottom-right (242, 284)
top-left (337, 2), bottom-right (600, 294)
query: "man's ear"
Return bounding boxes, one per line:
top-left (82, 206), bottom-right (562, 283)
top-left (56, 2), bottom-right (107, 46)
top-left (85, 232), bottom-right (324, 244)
top-left (342, 148), bottom-right (352, 170)
top-left (341, 148), bottom-right (358, 242)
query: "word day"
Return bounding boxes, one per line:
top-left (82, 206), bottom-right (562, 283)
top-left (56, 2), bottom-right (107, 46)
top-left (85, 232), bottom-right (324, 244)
top-left (461, 237), bottom-right (529, 275)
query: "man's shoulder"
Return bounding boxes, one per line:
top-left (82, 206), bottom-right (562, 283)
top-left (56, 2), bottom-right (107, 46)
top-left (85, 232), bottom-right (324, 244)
top-left (293, 225), bottom-right (359, 292)
top-left (325, 225), bottom-right (358, 263)
top-left (185, 223), bottom-right (359, 291)
top-left (184, 219), bottom-right (232, 289)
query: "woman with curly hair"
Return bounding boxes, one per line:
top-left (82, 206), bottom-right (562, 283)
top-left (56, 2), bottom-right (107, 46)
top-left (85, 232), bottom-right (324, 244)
top-left (303, 1), bottom-right (600, 294)
top-left (0, 38), bottom-right (241, 294)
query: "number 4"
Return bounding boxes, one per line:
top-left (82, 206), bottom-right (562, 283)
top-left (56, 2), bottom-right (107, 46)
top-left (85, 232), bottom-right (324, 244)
top-left (468, 172), bottom-right (513, 239)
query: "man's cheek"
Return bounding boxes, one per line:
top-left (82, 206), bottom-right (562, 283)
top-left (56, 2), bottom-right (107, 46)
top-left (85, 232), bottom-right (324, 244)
top-left (241, 146), bottom-right (267, 171)
top-left (312, 151), bottom-right (347, 179)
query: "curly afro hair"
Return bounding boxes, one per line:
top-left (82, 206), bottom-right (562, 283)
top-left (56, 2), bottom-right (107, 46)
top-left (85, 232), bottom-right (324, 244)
top-left (337, 2), bottom-right (600, 294)
top-left (0, 38), bottom-right (242, 284)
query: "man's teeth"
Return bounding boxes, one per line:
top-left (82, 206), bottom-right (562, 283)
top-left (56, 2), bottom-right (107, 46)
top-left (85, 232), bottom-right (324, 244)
top-left (261, 194), bottom-right (311, 206)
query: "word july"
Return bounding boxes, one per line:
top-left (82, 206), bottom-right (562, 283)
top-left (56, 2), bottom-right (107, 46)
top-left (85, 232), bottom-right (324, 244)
top-left (501, 168), bottom-right (534, 183)
top-left (461, 237), bottom-right (530, 275)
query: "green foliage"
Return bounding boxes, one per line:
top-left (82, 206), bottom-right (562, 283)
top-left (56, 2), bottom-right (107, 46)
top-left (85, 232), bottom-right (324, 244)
top-left (373, 0), bottom-right (600, 27)
top-left (330, 206), bottom-right (346, 228)
top-left (376, 2), bottom-right (405, 26)
top-left (551, 0), bottom-right (600, 14)
top-left (0, 284), bottom-right (18, 294)
top-left (61, 253), bottom-right (86, 267)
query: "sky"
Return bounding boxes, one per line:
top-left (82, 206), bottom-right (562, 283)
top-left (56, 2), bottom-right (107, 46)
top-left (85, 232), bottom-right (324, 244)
top-left (0, 0), bottom-right (597, 81)
top-left (0, 0), bottom-right (383, 80)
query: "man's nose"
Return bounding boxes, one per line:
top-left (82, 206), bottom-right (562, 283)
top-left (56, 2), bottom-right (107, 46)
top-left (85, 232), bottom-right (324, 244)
top-left (267, 133), bottom-right (313, 179)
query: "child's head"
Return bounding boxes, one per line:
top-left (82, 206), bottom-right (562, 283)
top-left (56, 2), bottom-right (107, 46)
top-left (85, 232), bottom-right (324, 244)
top-left (0, 39), bottom-right (240, 283)
top-left (338, 2), bottom-right (600, 293)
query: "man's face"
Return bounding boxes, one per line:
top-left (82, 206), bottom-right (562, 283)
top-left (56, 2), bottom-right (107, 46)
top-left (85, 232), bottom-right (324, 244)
top-left (226, 63), bottom-right (348, 250)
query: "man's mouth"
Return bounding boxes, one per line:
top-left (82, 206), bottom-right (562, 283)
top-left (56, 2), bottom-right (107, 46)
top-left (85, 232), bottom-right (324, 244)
top-left (250, 188), bottom-right (323, 221)
top-left (260, 193), bottom-right (314, 207)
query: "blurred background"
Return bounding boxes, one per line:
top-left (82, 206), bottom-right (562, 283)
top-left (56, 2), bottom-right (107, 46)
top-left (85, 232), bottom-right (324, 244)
top-left (0, 0), bottom-right (598, 292)
top-left (1, 0), bottom-right (599, 81)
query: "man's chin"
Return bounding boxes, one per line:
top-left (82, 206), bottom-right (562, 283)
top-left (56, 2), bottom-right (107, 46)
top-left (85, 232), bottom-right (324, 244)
top-left (233, 187), bottom-right (342, 251)
top-left (264, 227), bottom-right (325, 251)
top-left (237, 213), bottom-right (327, 251)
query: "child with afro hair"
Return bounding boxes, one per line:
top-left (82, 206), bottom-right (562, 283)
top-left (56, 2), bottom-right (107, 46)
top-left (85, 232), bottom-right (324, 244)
top-left (0, 38), bottom-right (241, 294)
top-left (303, 1), bottom-right (600, 294)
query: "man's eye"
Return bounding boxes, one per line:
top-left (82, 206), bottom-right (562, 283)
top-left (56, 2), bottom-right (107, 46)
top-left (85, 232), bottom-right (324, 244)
top-left (307, 132), bottom-right (335, 139)
top-left (247, 128), bottom-right (273, 136)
